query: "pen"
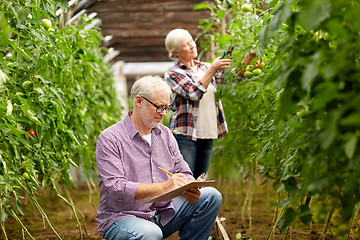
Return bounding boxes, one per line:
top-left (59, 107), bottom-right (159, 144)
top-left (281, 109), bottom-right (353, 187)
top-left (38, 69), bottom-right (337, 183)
top-left (158, 167), bottom-right (173, 176)
top-left (158, 167), bottom-right (191, 183)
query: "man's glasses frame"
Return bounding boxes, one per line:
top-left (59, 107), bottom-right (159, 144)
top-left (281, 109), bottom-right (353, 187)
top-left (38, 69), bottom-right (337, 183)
top-left (141, 96), bottom-right (171, 113)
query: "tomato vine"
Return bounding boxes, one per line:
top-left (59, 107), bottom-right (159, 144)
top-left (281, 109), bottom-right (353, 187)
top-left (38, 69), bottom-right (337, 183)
top-left (0, 0), bottom-right (121, 238)
top-left (197, 0), bottom-right (360, 237)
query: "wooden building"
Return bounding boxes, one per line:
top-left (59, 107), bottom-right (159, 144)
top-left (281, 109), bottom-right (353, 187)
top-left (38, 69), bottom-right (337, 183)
top-left (75, 0), bottom-right (212, 63)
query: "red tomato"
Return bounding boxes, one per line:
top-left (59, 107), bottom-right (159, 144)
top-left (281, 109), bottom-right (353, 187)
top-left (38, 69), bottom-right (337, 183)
top-left (27, 130), bottom-right (35, 138)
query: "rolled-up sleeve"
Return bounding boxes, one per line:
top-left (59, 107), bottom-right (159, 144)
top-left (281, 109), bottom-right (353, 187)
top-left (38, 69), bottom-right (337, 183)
top-left (166, 69), bottom-right (206, 101)
top-left (96, 133), bottom-right (139, 203)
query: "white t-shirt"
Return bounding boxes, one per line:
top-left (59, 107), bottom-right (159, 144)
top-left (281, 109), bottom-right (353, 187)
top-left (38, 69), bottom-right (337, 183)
top-left (196, 84), bottom-right (218, 139)
top-left (143, 134), bottom-right (152, 147)
top-left (189, 66), bottom-right (218, 139)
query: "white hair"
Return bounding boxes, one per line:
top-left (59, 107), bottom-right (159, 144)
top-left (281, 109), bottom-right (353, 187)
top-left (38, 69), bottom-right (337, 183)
top-left (130, 75), bottom-right (172, 102)
top-left (165, 28), bottom-right (192, 60)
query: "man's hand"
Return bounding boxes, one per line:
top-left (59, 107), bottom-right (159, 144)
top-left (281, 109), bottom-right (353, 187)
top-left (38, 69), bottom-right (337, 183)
top-left (163, 173), bottom-right (188, 191)
top-left (135, 173), bottom-right (188, 200)
top-left (182, 187), bottom-right (201, 204)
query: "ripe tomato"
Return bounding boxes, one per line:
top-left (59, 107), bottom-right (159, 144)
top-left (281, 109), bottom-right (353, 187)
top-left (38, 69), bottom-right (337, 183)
top-left (27, 130), bottom-right (35, 138)
top-left (254, 60), bottom-right (265, 69)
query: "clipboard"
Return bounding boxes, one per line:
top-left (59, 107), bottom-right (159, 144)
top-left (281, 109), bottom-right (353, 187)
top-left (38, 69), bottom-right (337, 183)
top-left (144, 180), bottom-right (215, 203)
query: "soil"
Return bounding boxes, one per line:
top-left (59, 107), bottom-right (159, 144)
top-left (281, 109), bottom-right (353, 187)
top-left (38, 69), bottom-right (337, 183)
top-left (1, 179), bottom-right (352, 240)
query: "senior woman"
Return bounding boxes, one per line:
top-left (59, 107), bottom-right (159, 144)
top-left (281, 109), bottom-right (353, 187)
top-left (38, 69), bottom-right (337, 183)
top-left (164, 28), bottom-right (233, 179)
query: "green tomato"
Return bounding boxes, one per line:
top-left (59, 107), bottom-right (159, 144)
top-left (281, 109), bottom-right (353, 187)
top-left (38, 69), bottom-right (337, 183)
top-left (241, 4), bottom-right (252, 13)
top-left (22, 80), bottom-right (32, 89)
top-left (252, 68), bottom-right (262, 76)
top-left (5, 52), bottom-right (15, 61)
top-left (42, 19), bottom-right (52, 30)
top-left (246, 65), bottom-right (254, 71)
top-left (23, 172), bottom-right (30, 180)
top-left (244, 71), bottom-right (254, 78)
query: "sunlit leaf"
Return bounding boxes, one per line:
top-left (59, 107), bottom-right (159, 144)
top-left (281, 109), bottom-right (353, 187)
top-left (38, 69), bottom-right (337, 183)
top-left (344, 135), bottom-right (357, 159)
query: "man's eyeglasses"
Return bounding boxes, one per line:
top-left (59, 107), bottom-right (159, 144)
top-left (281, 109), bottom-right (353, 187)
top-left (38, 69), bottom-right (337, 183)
top-left (141, 96), bottom-right (171, 113)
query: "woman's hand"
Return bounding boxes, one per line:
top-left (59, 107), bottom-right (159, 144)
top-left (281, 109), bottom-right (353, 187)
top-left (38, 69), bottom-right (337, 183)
top-left (182, 187), bottom-right (201, 204)
top-left (210, 57), bottom-right (233, 72)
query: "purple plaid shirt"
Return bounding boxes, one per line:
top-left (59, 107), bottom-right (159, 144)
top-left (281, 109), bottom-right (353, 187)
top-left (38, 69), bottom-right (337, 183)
top-left (95, 111), bottom-right (194, 237)
top-left (164, 60), bottom-right (228, 141)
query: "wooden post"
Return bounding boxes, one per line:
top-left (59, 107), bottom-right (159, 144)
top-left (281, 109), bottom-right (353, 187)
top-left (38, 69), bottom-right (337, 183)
top-left (214, 216), bottom-right (230, 240)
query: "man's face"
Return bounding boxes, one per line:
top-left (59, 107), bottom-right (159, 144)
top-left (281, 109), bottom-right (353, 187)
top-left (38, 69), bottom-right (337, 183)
top-left (140, 90), bottom-right (170, 129)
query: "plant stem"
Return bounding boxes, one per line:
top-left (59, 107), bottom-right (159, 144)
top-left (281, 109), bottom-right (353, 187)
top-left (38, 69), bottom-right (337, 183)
top-left (0, 218), bottom-right (8, 240)
top-left (241, 164), bottom-right (257, 231)
top-left (267, 192), bottom-right (284, 240)
top-left (9, 209), bottom-right (36, 240)
top-left (27, 190), bottom-right (62, 239)
top-left (63, 185), bottom-right (87, 238)
top-left (348, 202), bottom-right (360, 239)
top-left (283, 226), bottom-right (290, 240)
top-left (322, 208), bottom-right (334, 239)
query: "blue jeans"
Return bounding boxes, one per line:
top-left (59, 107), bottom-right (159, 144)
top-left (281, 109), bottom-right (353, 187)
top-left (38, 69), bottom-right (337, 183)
top-left (174, 134), bottom-right (214, 179)
top-left (103, 187), bottom-right (222, 240)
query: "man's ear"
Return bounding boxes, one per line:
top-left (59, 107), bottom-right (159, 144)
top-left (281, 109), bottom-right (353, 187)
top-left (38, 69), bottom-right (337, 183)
top-left (134, 95), bottom-right (143, 108)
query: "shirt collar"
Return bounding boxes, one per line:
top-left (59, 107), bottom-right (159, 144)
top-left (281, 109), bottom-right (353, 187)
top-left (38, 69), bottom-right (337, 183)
top-left (176, 59), bottom-right (201, 70)
top-left (124, 110), bottom-right (161, 139)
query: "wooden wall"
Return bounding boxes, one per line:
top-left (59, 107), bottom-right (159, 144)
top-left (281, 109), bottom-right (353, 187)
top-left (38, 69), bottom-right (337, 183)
top-left (85, 0), bottom-right (212, 62)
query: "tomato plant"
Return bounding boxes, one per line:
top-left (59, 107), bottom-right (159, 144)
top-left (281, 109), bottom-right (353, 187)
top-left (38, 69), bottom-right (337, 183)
top-left (0, 0), bottom-right (121, 238)
top-left (196, 0), bottom-right (360, 237)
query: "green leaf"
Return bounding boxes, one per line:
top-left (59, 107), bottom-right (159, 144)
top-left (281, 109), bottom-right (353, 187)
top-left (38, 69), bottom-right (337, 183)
top-left (1, 207), bottom-right (8, 221)
top-left (193, 3), bottom-right (209, 10)
top-left (298, 204), bottom-right (312, 225)
top-left (307, 177), bottom-right (329, 192)
top-left (318, 110), bottom-right (340, 149)
top-left (344, 135), bottom-right (357, 159)
top-left (279, 207), bottom-right (297, 233)
top-left (258, 1), bottom-right (291, 46)
top-left (311, 82), bottom-right (337, 110)
top-left (16, 199), bottom-right (24, 215)
top-left (297, 0), bottom-right (331, 31)
top-left (301, 53), bottom-right (320, 91)
top-left (340, 113), bottom-right (360, 126)
top-left (274, 198), bottom-right (292, 207)
top-left (0, 12), bottom-right (10, 43)
top-left (66, 129), bottom-right (80, 145)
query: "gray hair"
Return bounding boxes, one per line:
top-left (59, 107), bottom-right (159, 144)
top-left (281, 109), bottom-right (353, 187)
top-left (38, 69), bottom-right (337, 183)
top-left (165, 28), bottom-right (192, 61)
top-left (130, 75), bottom-right (172, 102)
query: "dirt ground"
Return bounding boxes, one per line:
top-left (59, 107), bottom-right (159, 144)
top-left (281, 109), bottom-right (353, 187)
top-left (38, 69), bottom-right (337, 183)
top-left (1, 179), bottom-right (352, 240)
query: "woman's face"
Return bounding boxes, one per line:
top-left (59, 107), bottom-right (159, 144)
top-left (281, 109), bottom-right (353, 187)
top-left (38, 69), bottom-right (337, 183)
top-left (173, 34), bottom-right (197, 62)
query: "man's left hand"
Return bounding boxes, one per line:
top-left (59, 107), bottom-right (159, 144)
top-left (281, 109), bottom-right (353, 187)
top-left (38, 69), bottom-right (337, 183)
top-left (182, 187), bottom-right (201, 204)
